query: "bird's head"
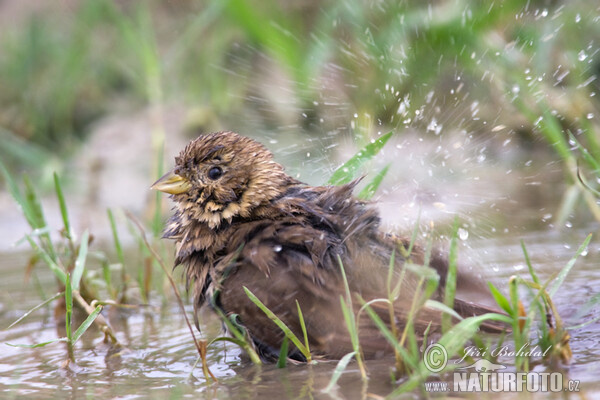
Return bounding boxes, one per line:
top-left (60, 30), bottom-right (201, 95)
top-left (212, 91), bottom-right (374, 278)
top-left (152, 131), bottom-right (293, 228)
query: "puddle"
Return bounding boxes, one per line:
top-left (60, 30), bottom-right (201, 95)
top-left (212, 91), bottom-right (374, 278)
top-left (1, 228), bottom-right (599, 399)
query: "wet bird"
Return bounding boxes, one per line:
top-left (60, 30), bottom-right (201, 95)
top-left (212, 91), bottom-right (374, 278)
top-left (152, 131), bottom-right (503, 360)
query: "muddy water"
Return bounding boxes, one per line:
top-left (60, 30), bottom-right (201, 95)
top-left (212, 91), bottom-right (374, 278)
top-left (1, 228), bottom-right (599, 399)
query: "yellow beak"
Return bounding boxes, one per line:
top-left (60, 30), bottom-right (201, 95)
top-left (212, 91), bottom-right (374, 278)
top-left (151, 170), bottom-right (191, 194)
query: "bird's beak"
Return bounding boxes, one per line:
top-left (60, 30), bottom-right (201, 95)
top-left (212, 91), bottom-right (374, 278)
top-left (151, 170), bottom-right (191, 194)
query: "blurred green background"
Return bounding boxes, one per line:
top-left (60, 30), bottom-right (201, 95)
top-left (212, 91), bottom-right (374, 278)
top-left (1, 3), bottom-right (599, 396)
top-left (0, 0), bottom-right (599, 225)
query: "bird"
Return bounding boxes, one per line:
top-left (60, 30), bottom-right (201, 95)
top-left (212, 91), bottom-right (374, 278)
top-left (152, 131), bottom-right (504, 361)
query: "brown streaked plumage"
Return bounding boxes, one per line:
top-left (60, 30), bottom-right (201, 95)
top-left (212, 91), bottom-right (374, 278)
top-left (153, 131), bottom-right (503, 360)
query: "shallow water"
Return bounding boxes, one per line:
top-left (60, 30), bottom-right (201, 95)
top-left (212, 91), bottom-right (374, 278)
top-left (1, 227), bottom-right (599, 399)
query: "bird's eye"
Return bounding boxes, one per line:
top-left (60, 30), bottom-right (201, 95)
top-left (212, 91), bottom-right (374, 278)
top-left (208, 166), bottom-right (223, 180)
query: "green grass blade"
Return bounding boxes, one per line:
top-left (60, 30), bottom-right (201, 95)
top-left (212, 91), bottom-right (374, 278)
top-left (442, 217), bottom-right (459, 332)
top-left (72, 230), bottom-right (89, 292)
top-left (323, 351), bottom-right (356, 393)
top-left (549, 234), bottom-right (592, 296)
top-left (438, 313), bottom-right (513, 352)
top-left (107, 209), bottom-right (125, 266)
top-left (577, 167), bottom-right (600, 197)
top-left (339, 297), bottom-right (359, 354)
top-left (328, 131), bottom-right (393, 185)
top-left (65, 274), bottom-right (73, 343)
top-left (508, 276), bottom-right (526, 370)
top-left (337, 255), bottom-right (352, 305)
top-left (538, 107), bottom-right (573, 162)
top-left (392, 313), bottom-right (512, 395)
top-left (568, 131), bottom-right (600, 172)
top-left (72, 305), bottom-right (103, 343)
top-left (0, 161), bottom-right (24, 206)
top-left (295, 300), bottom-right (311, 360)
top-left (574, 290), bottom-right (600, 320)
top-left (520, 240), bottom-right (539, 285)
top-left (406, 210), bottom-right (422, 257)
top-left (5, 292), bottom-right (63, 330)
top-left (357, 164), bottom-right (390, 199)
top-left (424, 299), bottom-right (463, 321)
top-left (386, 249), bottom-right (396, 297)
top-left (487, 282), bottom-right (512, 315)
top-left (567, 314), bottom-right (600, 330)
top-left (22, 175), bottom-right (56, 259)
top-left (555, 185), bottom-right (581, 227)
top-left (25, 236), bottom-right (66, 284)
top-left (53, 172), bottom-right (71, 240)
top-left (277, 336), bottom-right (289, 368)
top-left (580, 118), bottom-right (600, 162)
top-left (362, 301), bottom-right (418, 371)
top-left (6, 338), bottom-right (67, 348)
top-left (209, 336), bottom-right (253, 349)
top-left (336, 256), bottom-right (366, 378)
top-left (22, 174), bottom-right (47, 229)
top-left (243, 286), bottom-right (310, 359)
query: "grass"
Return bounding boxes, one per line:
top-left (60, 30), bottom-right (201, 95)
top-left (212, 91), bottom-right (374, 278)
top-left (207, 138), bottom-right (592, 393)
top-left (3, 170), bottom-right (118, 362)
top-left (241, 222), bottom-right (590, 394)
top-left (1, 128), bottom-right (595, 397)
top-left (1, 1), bottom-right (598, 180)
top-left (1, 0), bottom-right (599, 395)
top-left (2, 99), bottom-right (596, 396)
top-left (238, 219), bottom-right (588, 394)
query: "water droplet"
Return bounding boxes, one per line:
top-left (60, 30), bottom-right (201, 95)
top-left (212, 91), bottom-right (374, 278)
top-left (587, 113), bottom-right (594, 119)
top-left (581, 247), bottom-right (589, 256)
top-left (426, 118), bottom-right (442, 134)
top-left (578, 50), bottom-right (587, 61)
top-left (458, 228), bottom-right (469, 240)
top-left (512, 84), bottom-right (520, 94)
top-left (575, 14), bottom-right (581, 23)
top-left (542, 213), bottom-right (552, 221)
top-left (565, 221), bottom-right (573, 228)
top-left (513, 264), bottom-right (525, 271)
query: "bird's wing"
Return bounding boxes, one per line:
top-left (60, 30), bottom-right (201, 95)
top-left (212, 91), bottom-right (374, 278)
top-left (216, 219), bottom-right (358, 360)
